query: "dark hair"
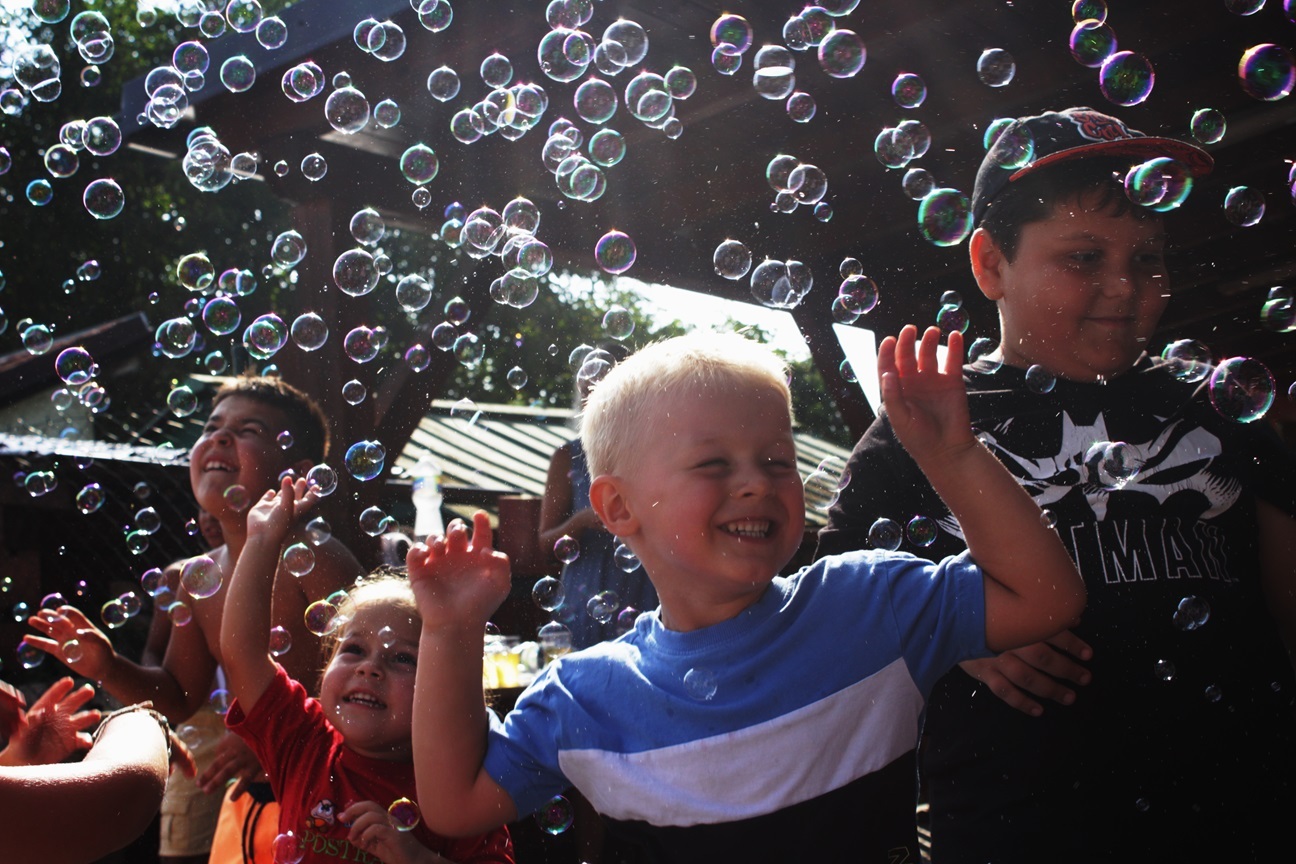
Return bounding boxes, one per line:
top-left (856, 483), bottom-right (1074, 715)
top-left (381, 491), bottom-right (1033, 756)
top-left (979, 157), bottom-right (1161, 262)
top-left (212, 375), bottom-right (330, 463)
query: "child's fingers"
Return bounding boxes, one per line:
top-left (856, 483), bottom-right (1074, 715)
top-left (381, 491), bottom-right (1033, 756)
top-left (444, 519), bottom-right (470, 554)
top-left (471, 510), bottom-right (494, 551)
top-left (944, 329), bottom-right (965, 374)
top-left (894, 325), bottom-right (919, 379)
top-left (918, 326), bottom-right (942, 373)
top-left (876, 335), bottom-right (898, 381)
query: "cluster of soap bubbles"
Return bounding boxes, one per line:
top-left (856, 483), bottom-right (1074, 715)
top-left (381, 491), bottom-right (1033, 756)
top-left (749, 258), bottom-right (813, 310)
top-left (765, 153), bottom-right (832, 221)
top-left (1084, 441), bottom-right (1142, 490)
top-left (804, 456), bottom-right (850, 512)
top-left (353, 17), bottom-right (408, 62)
top-left (832, 258), bottom-right (879, 325)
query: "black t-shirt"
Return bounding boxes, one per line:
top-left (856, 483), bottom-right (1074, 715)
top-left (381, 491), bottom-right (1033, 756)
top-left (817, 357), bottom-right (1296, 863)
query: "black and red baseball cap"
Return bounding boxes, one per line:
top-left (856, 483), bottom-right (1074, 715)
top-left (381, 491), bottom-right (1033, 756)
top-left (971, 107), bottom-right (1214, 224)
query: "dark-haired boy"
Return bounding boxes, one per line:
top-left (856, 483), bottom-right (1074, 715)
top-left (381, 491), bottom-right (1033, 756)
top-left (818, 108), bottom-right (1296, 862)
top-left (28, 376), bottom-right (362, 864)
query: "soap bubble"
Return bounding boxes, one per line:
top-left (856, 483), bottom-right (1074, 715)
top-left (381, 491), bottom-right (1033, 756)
top-left (1190, 108), bottom-right (1226, 145)
top-left (977, 48), bottom-right (1016, 87)
top-left (586, 591), bottom-right (619, 624)
top-left (55, 347), bottom-right (95, 386)
top-left (1161, 339), bottom-right (1212, 382)
top-left (83, 178), bottom-right (124, 219)
top-left (167, 385), bottom-right (199, 417)
top-left (1238, 44), bottom-right (1295, 101)
top-left (553, 535), bottom-right (580, 564)
top-left (1099, 51), bottom-right (1155, 106)
top-left (713, 240), bottom-right (752, 279)
top-left (1173, 595), bottom-right (1211, 631)
top-left (683, 667), bottom-right (718, 700)
top-left (282, 543), bottom-right (315, 576)
top-left (818, 29), bottom-right (865, 78)
top-left (306, 517), bottom-right (332, 545)
top-left (1223, 185), bottom-right (1265, 227)
top-left (532, 576), bottom-right (566, 611)
top-left (868, 517), bottom-right (902, 551)
top-left (1208, 356), bottom-right (1275, 423)
top-left (1069, 19), bottom-right (1116, 68)
top-left (180, 555), bottom-right (222, 599)
top-left (892, 72), bottom-right (926, 108)
top-left (917, 189), bottom-right (973, 247)
top-left (1025, 364), bottom-right (1057, 394)
top-left (710, 14), bottom-right (753, 55)
top-left (535, 795), bottom-right (574, 835)
top-left (269, 626), bottom-right (292, 657)
top-left (303, 600), bottom-right (340, 636)
top-left (243, 314), bottom-right (288, 360)
top-left (388, 798), bottom-right (421, 832)
top-left (906, 516), bottom-right (938, 547)
top-left (76, 482), bottom-right (105, 514)
top-left (594, 231), bottom-right (636, 274)
top-left (427, 66), bottom-right (461, 101)
top-left (300, 153), bottom-right (327, 181)
top-left (614, 544), bottom-right (640, 572)
top-left (18, 639), bottom-right (46, 670)
top-left (291, 313), bottom-right (329, 351)
top-left (359, 506), bottom-right (393, 536)
top-left (344, 441), bottom-right (386, 481)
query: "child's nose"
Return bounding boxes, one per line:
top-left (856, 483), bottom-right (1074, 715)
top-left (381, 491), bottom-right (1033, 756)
top-left (732, 466), bottom-right (773, 497)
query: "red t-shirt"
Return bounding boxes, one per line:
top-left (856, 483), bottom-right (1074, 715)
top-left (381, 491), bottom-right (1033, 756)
top-left (227, 666), bottom-right (512, 864)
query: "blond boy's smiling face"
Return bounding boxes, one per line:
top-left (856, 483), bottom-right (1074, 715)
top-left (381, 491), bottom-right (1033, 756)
top-left (598, 379), bottom-right (805, 632)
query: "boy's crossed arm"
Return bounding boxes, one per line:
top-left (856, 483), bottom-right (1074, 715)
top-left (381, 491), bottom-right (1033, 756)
top-left (881, 325), bottom-right (1086, 653)
top-left (220, 477), bottom-right (317, 713)
top-left (409, 513), bottom-right (518, 837)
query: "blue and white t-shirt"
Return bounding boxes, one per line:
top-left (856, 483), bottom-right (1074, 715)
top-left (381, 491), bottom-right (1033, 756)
top-left (485, 549), bottom-right (987, 863)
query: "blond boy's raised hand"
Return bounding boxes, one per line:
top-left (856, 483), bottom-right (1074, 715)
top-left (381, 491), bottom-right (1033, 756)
top-left (406, 511), bottom-right (511, 630)
top-left (878, 325), bottom-right (974, 466)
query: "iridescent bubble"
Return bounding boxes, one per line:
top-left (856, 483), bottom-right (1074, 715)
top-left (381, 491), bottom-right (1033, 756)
top-left (333, 249), bottom-right (379, 297)
top-left (917, 189), bottom-right (973, 247)
top-left (907, 515), bottom-right (938, 547)
top-left (818, 29), bottom-right (865, 78)
top-left (789, 163), bottom-right (827, 204)
top-left (786, 91), bottom-right (816, 123)
top-left (135, 506), bottom-right (162, 535)
top-left (22, 324), bottom-right (54, 356)
top-left (868, 517), bottom-right (902, 551)
top-left (594, 230), bottom-right (636, 274)
top-left (176, 252), bottom-right (215, 292)
top-left (55, 347), bottom-right (95, 385)
top-left (400, 144), bottom-right (439, 184)
top-left (990, 125), bottom-right (1036, 170)
top-left (1161, 338), bottom-right (1212, 381)
top-left (1025, 364), bottom-right (1057, 394)
top-left (427, 65), bottom-right (461, 101)
top-left (604, 19), bottom-right (649, 66)
top-left (892, 72), bottom-right (926, 108)
top-left (289, 312), bottom-right (328, 352)
top-left (359, 506), bottom-right (392, 537)
top-left (202, 297), bottom-right (242, 336)
top-left (1072, 0), bottom-right (1108, 23)
top-left (1099, 51), bottom-right (1155, 107)
top-left (936, 304), bottom-right (970, 336)
top-left (18, 639), bottom-right (46, 670)
top-left (839, 275), bottom-right (879, 315)
top-left (1223, 185), bottom-right (1265, 227)
top-left (1173, 595), bottom-right (1211, 631)
top-left (1154, 658), bottom-right (1175, 681)
top-left (344, 326), bottom-right (379, 364)
top-left (683, 667), bottom-right (718, 701)
top-left (713, 240), bottom-right (752, 280)
top-left (76, 482), bottom-right (105, 514)
top-left (968, 338), bottom-right (1002, 370)
top-left (478, 52), bottom-right (513, 89)
top-left (167, 385), bottom-right (198, 417)
top-left (1239, 44), bottom-right (1295, 101)
top-left (300, 152), bottom-right (328, 181)
top-left (532, 576), bottom-right (566, 611)
top-left (710, 14), bottom-right (753, 55)
top-left (271, 230), bottom-right (308, 268)
top-left (1208, 356), bottom-right (1275, 422)
top-left (388, 797), bottom-right (421, 832)
top-left (553, 535), bottom-right (581, 564)
top-left (417, 0), bottom-right (452, 32)
top-left (243, 314), bottom-right (288, 360)
top-left (711, 47), bottom-right (742, 75)
top-left (307, 464), bottom-right (338, 496)
top-left (977, 48), bottom-right (1016, 87)
top-left (303, 599), bottom-right (340, 636)
top-left (1190, 108), bottom-right (1226, 144)
top-left (1124, 158), bottom-right (1193, 211)
top-left (79, 178), bottom-right (123, 219)
top-left (280, 542), bottom-right (315, 577)
top-left (180, 555), bottom-right (222, 599)
top-left (535, 795), bottom-right (574, 835)
top-left (224, 485), bottom-right (250, 512)
top-left (373, 98), bottom-right (400, 128)
top-left (342, 379), bottom-right (367, 405)
top-left (602, 306), bottom-right (634, 340)
top-left (1069, 20), bottom-right (1117, 68)
top-left (344, 440), bottom-right (386, 481)
top-left (902, 167), bottom-right (936, 201)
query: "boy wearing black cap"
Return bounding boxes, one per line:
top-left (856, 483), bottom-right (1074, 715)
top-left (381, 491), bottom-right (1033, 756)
top-left (818, 108), bottom-right (1296, 862)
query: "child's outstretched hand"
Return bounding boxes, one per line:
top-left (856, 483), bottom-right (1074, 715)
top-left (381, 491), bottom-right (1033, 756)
top-left (406, 511), bottom-right (511, 630)
top-left (246, 476), bottom-right (317, 546)
top-left (340, 800), bottom-right (444, 864)
top-left (0, 677), bottom-right (98, 767)
top-left (879, 325), bottom-right (974, 464)
top-left (24, 606), bottom-right (117, 682)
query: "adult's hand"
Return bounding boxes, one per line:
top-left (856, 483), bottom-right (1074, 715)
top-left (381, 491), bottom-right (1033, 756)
top-left (959, 630), bottom-right (1092, 716)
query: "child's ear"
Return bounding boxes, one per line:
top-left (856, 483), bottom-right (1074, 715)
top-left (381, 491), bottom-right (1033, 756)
top-left (969, 228), bottom-right (1007, 301)
top-left (589, 475), bottom-right (638, 537)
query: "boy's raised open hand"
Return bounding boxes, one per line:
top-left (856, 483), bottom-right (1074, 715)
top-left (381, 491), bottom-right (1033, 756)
top-left (24, 606), bottom-right (116, 682)
top-left (246, 476), bottom-right (317, 546)
top-left (879, 325), bottom-right (974, 465)
top-left (406, 511), bottom-right (511, 631)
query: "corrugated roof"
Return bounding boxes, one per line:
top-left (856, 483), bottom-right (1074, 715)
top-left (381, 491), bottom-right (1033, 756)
top-left (395, 400), bottom-right (852, 527)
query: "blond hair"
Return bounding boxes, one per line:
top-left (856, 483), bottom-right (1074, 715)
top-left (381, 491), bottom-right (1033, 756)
top-left (579, 331), bottom-right (792, 478)
top-left (320, 567), bottom-right (419, 668)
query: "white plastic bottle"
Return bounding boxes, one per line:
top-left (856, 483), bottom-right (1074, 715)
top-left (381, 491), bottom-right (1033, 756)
top-left (410, 456), bottom-right (445, 539)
